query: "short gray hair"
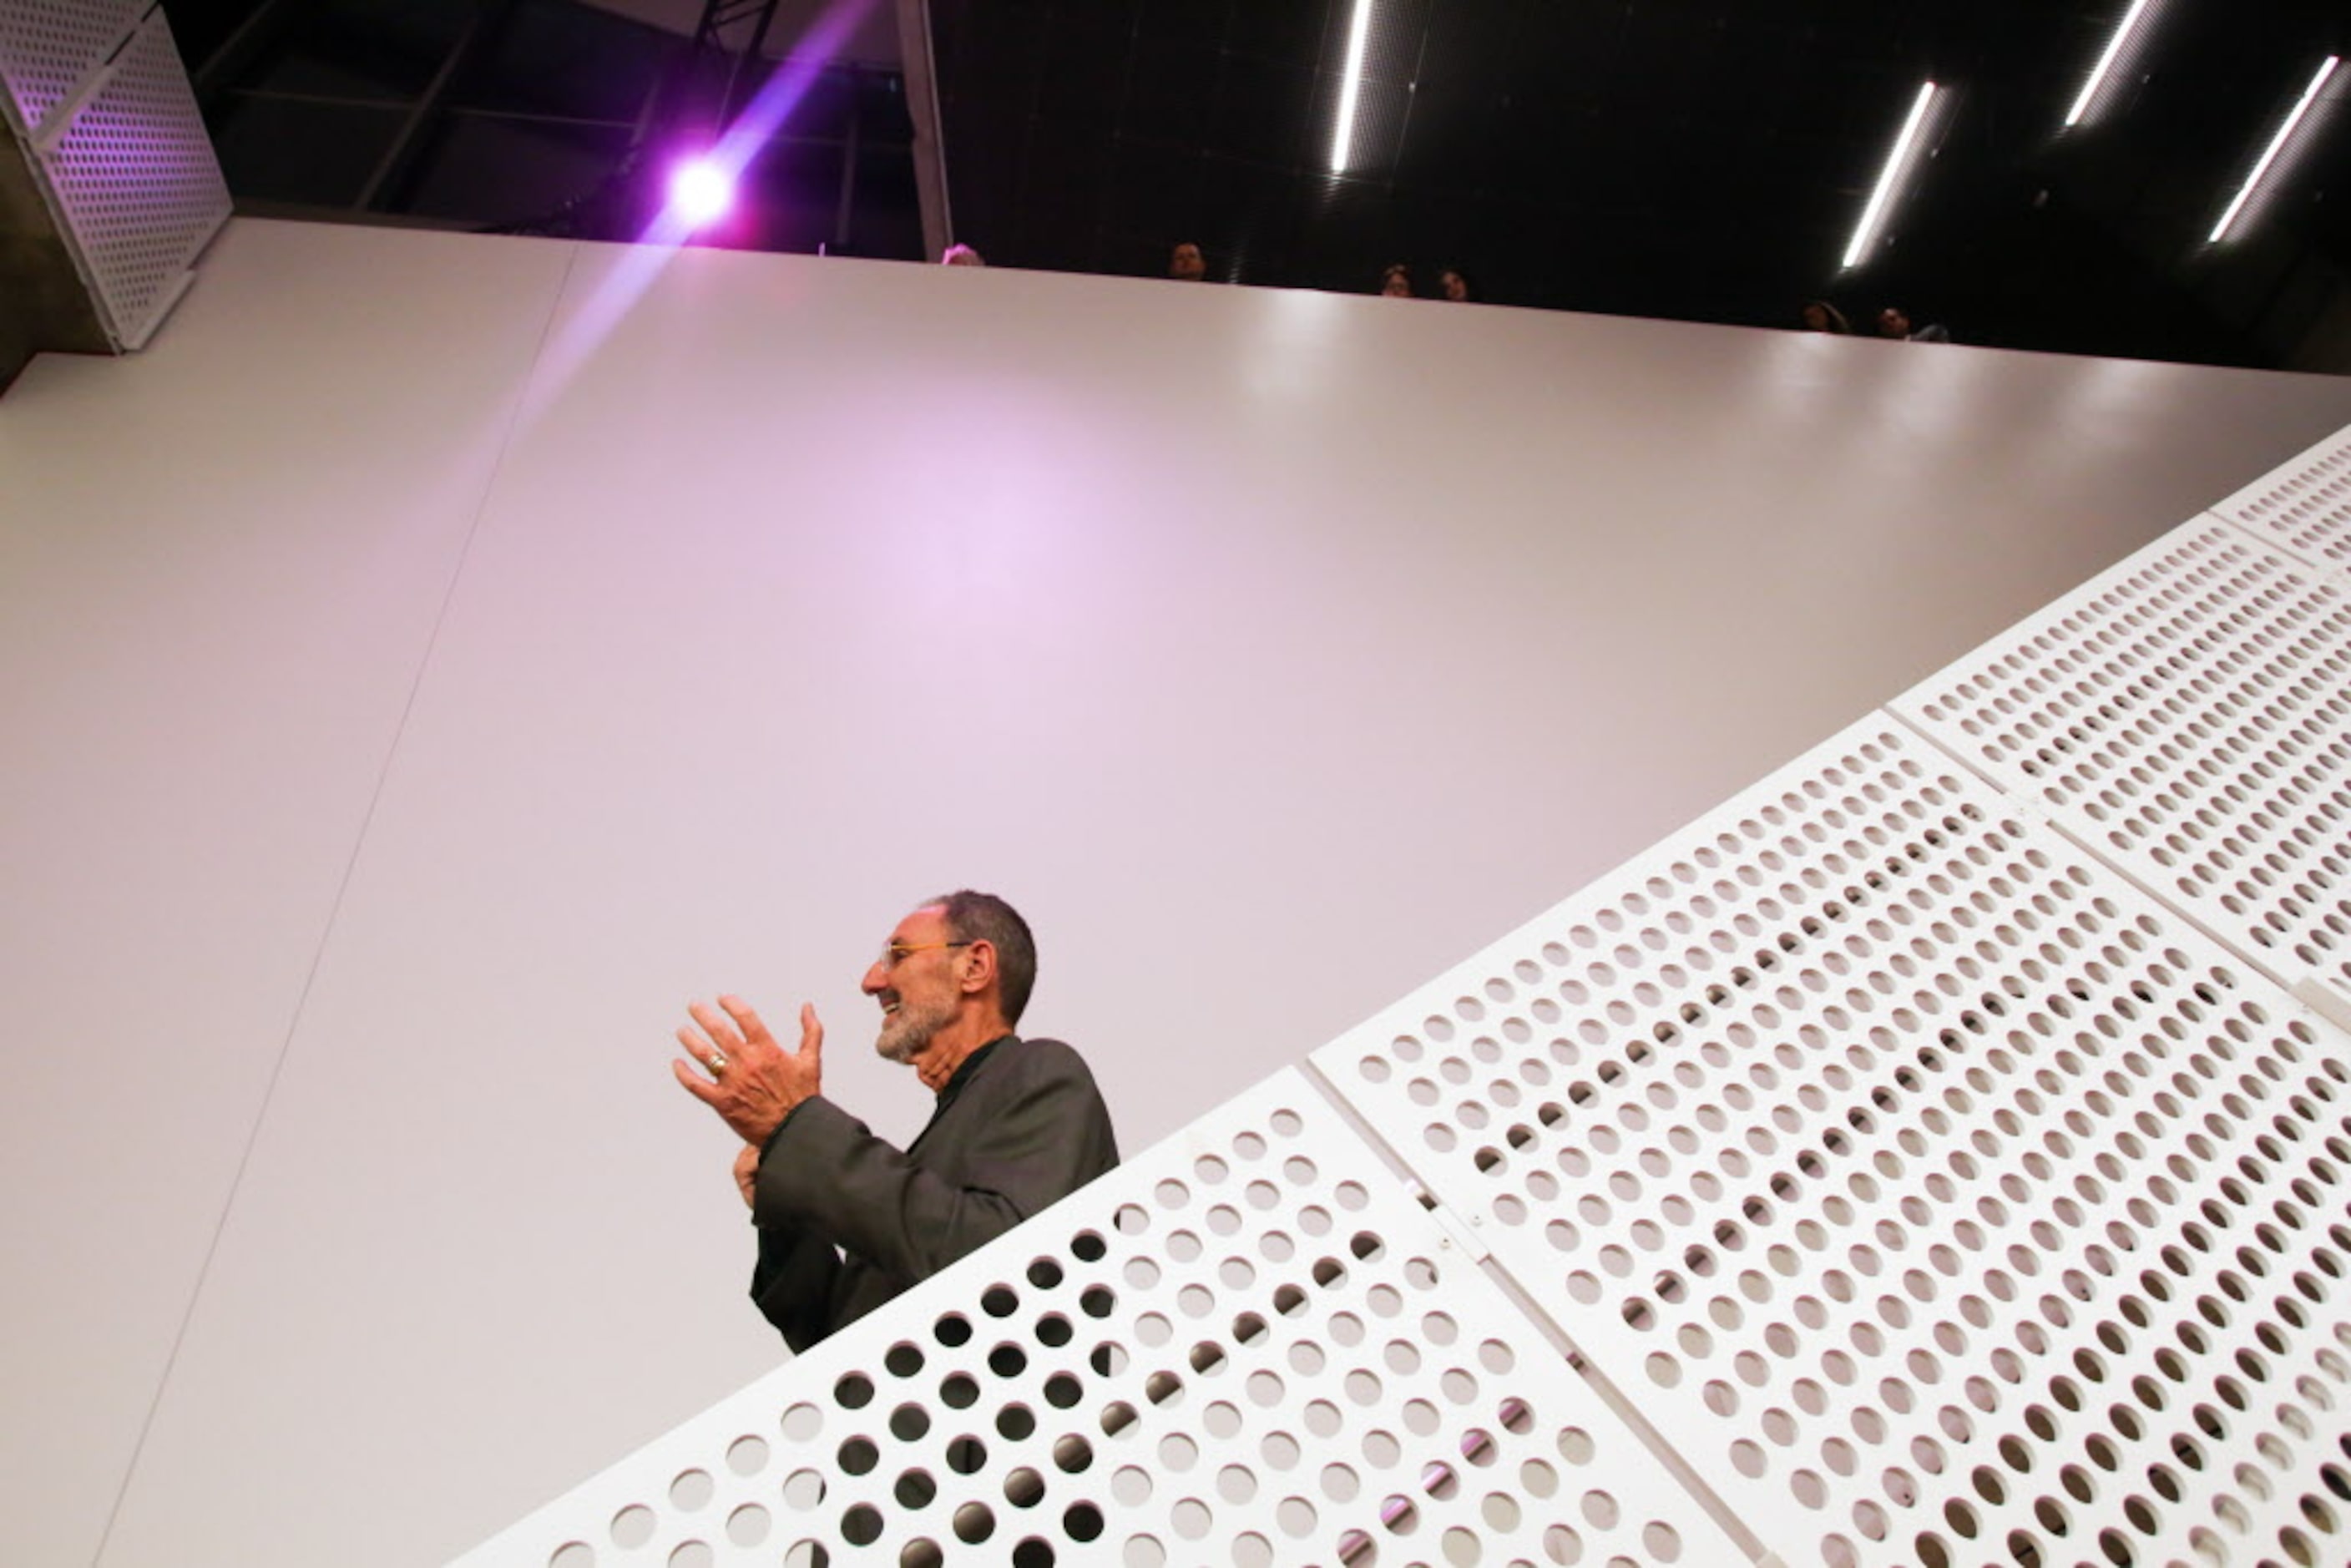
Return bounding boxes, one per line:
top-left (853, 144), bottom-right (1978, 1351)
top-left (927, 889), bottom-right (1037, 1027)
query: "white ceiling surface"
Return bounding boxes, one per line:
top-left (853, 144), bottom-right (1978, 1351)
top-left (3, 217), bottom-right (2348, 1567)
top-left (0, 222), bottom-right (574, 1568)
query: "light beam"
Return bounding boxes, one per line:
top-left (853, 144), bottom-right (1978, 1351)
top-left (1842, 82), bottom-right (1939, 271)
top-left (1329, 1), bottom-right (1376, 174)
top-left (2065, 0), bottom-right (2157, 129)
top-left (2209, 56), bottom-right (2340, 244)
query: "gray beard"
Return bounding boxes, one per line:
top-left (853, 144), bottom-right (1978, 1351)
top-left (876, 995), bottom-right (954, 1064)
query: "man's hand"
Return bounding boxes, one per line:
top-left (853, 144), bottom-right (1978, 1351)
top-left (673, 995), bottom-right (823, 1147)
top-left (733, 1142), bottom-right (762, 1209)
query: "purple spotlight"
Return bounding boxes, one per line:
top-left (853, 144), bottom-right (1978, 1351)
top-left (667, 158), bottom-right (734, 227)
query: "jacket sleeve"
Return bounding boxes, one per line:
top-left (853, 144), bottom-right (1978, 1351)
top-left (747, 1222), bottom-right (844, 1353)
top-left (750, 1040), bottom-right (1118, 1290)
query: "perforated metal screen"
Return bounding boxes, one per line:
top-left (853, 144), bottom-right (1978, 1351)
top-left (458, 431), bottom-right (2351, 1568)
top-left (0, 2), bottom-right (227, 350)
top-left (460, 1073), bottom-right (1750, 1568)
top-left (1893, 517), bottom-right (2351, 1019)
top-left (0, 0), bottom-right (138, 138)
top-left (2210, 429), bottom-right (2351, 573)
top-left (1312, 716), bottom-right (2351, 1568)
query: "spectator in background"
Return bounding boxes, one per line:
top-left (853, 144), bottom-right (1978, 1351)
top-left (1799, 300), bottom-right (1850, 334)
top-left (1168, 241), bottom-right (1208, 281)
top-left (1438, 267), bottom-right (1479, 303)
top-left (1380, 263), bottom-right (1413, 297)
top-left (1877, 306), bottom-right (1949, 342)
top-left (941, 244), bottom-right (985, 266)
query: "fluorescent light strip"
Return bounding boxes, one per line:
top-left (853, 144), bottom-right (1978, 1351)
top-left (1843, 81), bottom-right (1938, 270)
top-left (2210, 55), bottom-right (2340, 242)
top-left (1329, 0), bottom-right (1376, 174)
top-left (2065, 0), bottom-right (2156, 127)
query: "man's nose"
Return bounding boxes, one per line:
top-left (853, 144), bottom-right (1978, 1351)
top-left (861, 961), bottom-right (887, 994)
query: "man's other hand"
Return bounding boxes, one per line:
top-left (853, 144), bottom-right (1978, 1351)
top-left (732, 1142), bottom-right (761, 1209)
top-left (673, 995), bottom-right (823, 1146)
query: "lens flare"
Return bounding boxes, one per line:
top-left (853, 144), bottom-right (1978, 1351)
top-left (668, 159), bottom-right (734, 228)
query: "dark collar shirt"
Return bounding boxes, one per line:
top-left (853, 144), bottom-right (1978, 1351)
top-left (747, 1034), bottom-right (1120, 1350)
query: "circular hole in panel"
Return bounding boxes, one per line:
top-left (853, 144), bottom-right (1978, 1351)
top-left (726, 1434), bottom-right (769, 1476)
top-left (891, 1404), bottom-right (931, 1442)
top-left (945, 1436), bottom-right (988, 1474)
top-left (670, 1469), bottom-right (713, 1511)
top-left (842, 1505), bottom-right (885, 1546)
top-left (1114, 1465), bottom-right (1153, 1505)
top-left (1124, 1536), bottom-right (1165, 1568)
top-left (895, 1469), bottom-right (937, 1509)
top-left (1064, 1500), bottom-right (1105, 1543)
top-left (1219, 1464), bottom-right (1258, 1504)
top-left (999, 1404), bottom-right (1037, 1440)
top-left (953, 1501), bottom-right (996, 1543)
top-left (1281, 1496), bottom-right (1320, 1537)
top-left (1004, 1468), bottom-right (1046, 1508)
top-left (782, 1469), bottom-right (827, 1509)
top-left (1171, 1498), bottom-right (1213, 1540)
top-left (838, 1438), bottom-right (878, 1475)
top-left (611, 1505), bottom-right (656, 1548)
top-left (1323, 1462), bottom-right (1361, 1501)
top-left (899, 1540), bottom-right (943, 1568)
top-left (1055, 1434), bottom-right (1095, 1474)
top-left (942, 1372), bottom-right (980, 1409)
top-left (666, 1545), bottom-right (711, 1568)
top-left (781, 1403), bottom-right (823, 1442)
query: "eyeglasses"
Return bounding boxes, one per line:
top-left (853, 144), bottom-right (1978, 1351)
top-left (880, 939), bottom-right (973, 969)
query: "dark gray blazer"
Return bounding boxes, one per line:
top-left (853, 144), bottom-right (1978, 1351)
top-left (748, 1034), bottom-right (1119, 1350)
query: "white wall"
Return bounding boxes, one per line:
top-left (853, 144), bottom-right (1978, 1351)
top-left (3, 217), bottom-right (2348, 1566)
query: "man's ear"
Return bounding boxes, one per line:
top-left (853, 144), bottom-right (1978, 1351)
top-left (958, 939), bottom-right (997, 997)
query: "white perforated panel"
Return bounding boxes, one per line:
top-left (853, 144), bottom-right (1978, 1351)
top-left (2210, 425), bottom-right (2351, 571)
top-left (22, 5), bottom-right (226, 349)
top-left (0, 0), bottom-right (139, 138)
top-left (1891, 518), bottom-right (2351, 1014)
top-left (1312, 718), bottom-right (2351, 1568)
top-left (457, 1072), bottom-right (1750, 1568)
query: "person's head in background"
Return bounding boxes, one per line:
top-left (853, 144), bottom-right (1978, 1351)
top-left (1380, 263), bottom-right (1413, 298)
top-left (1439, 267), bottom-right (1479, 303)
top-left (941, 243), bottom-right (985, 266)
top-left (1168, 241), bottom-right (1207, 281)
top-left (1800, 300), bottom-right (1849, 333)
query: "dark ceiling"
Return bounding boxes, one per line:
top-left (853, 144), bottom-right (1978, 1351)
top-left (932, 0), bottom-right (2351, 368)
top-left (164, 0), bottom-right (2351, 372)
